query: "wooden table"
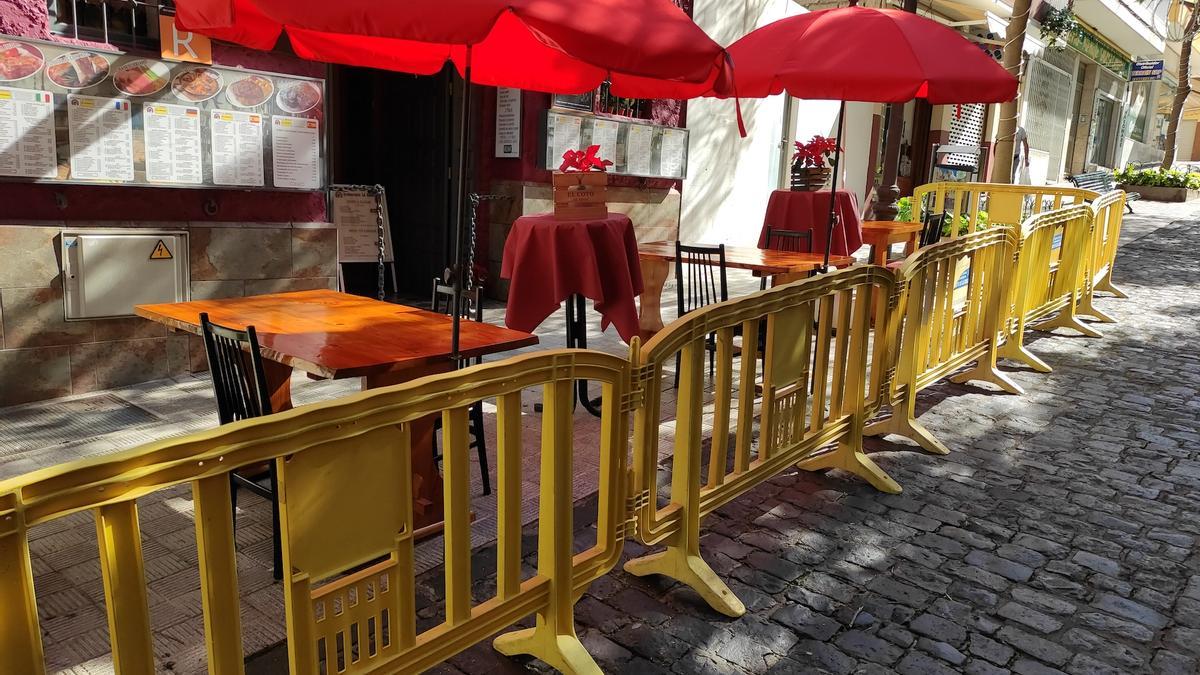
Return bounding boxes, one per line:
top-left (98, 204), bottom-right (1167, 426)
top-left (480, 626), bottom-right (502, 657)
top-left (862, 220), bottom-right (922, 266)
top-left (136, 289), bottom-right (539, 535)
top-left (637, 242), bottom-right (853, 337)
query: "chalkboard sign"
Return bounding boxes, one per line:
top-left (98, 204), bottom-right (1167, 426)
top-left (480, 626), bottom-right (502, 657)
top-left (0, 35), bottom-right (325, 192)
top-left (540, 109), bottom-right (689, 180)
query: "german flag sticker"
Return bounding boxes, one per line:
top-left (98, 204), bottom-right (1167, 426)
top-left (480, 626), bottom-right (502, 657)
top-left (150, 240), bottom-right (173, 260)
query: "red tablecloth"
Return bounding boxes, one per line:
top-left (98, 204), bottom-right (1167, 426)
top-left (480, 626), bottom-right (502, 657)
top-left (501, 212), bottom-right (644, 342)
top-left (758, 190), bottom-right (864, 257)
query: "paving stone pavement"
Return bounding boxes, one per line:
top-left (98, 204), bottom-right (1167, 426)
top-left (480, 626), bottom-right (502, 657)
top-left (398, 204), bottom-right (1200, 675)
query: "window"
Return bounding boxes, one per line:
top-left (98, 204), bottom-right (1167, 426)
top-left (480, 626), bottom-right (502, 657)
top-left (48, 0), bottom-right (161, 49)
top-left (1129, 84), bottom-right (1151, 143)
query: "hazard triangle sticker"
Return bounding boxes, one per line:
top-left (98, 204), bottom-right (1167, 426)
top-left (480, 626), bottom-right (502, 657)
top-left (150, 239), bottom-right (173, 260)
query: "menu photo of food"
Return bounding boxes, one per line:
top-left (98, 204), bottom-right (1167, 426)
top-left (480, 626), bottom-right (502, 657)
top-left (0, 41), bottom-right (44, 82)
top-left (172, 66), bottom-right (223, 103)
top-left (276, 80), bottom-right (322, 114)
top-left (46, 51), bottom-right (110, 89)
top-left (226, 74), bottom-right (274, 109)
top-left (113, 59), bottom-right (171, 97)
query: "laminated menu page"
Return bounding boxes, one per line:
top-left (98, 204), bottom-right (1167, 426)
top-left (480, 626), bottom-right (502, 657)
top-left (0, 87), bottom-right (56, 179)
top-left (210, 109), bottom-right (264, 187)
top-left (67, 94), bottom-right (134, 182)
top-left (143, 103), bottom-right (202, 184)
top-left (271, 115), bottom-right (320, 190)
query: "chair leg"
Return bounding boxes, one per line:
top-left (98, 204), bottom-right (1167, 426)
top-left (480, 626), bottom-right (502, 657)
top-left (229, 474), bottom-right (239, 523)
top-left (269, 461), bottom-right (282, 581)
top-left (674, 352), bottom-right (681, 389)
top-left (471, 402), bottom-right (491, 496)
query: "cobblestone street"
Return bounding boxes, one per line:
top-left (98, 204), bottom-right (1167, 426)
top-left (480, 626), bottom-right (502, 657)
top-left (411, 205), bottom-right (1200, 675)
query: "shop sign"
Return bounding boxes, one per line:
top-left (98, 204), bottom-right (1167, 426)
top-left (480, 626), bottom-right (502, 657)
top-left (1131, 60), bottom-right (1164, 82)
top-left (159, 15), bottom-right (213, 65)
top-left (1066, 27), bottom-right (1132, 79)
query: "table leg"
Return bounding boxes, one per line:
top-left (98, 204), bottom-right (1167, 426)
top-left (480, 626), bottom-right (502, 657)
top-left (904, 232), bottom-right (918, 256)
top-left (261, 360), bottom-right (294, 412)
top-left (638, 257), bottom-right (670, 339)
top-left (364, 363), bottom-right (452, 536)
top-left (870, 243), bottom-right (887, 267)
top-left (566, 294), bottom-right (603, 417)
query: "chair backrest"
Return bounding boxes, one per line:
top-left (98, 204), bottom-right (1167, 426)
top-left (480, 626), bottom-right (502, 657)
top-left (432, 279), bottom-right (484, 366)
top-left (920, 212), bottom-right (948, 248)
top-left (764, 226), bottom-right (813, 253)
top-left (200, 312), bottom-right (272, 425)
top-left (675, 241), bottom-right (728, 318)
top-left (1069, 171), bottom-right (1113, 192)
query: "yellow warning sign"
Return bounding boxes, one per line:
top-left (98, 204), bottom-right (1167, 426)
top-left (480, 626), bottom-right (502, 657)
top-left (150, 240), bottom-right (173, 260)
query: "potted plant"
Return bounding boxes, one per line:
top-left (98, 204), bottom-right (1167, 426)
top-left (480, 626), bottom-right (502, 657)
top-left (791, 135), bottom-right (841, 191)
top-left (1113, 164), bottom-right (1200, 202)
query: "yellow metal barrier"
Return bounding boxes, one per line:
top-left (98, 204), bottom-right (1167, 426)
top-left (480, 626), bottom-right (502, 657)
top-left (910, 182), bottom-right (1095, 235)
top-left (0, 349), bottom-right (631, 675)
top-left (998, 204), bottom-right (1098, 372)
top-left (865, 227), bottom-right (1021, 455)
top-left (624, 267), bottom-right (901, 619)
top-left (1078, 190), bottom-right (1128, 322)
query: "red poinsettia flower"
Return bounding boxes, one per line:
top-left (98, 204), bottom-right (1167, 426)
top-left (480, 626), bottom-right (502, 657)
top-left (792, 135), bottom-right (842, 168)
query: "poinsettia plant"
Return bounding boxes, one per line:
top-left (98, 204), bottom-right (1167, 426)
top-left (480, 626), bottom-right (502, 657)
top-left (560, 144), bottom-right (614, 172)
top-left (792, 135), bottom-right (841, 169)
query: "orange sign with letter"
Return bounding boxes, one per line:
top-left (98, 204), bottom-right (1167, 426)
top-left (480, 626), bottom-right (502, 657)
top-left (159, 15), bottom-right (213, 64)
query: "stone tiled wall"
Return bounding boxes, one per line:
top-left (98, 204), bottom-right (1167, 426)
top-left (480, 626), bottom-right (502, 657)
top-left (485, 180), bottom-right (680, 300)
top-left (0, 221), bottom-right (336, 407)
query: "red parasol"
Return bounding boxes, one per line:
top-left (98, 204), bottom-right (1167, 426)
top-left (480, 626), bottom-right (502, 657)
top-left (720, 5), bottom-right (1018, 269)
top-left (174, 0), bottom-right (729, 358)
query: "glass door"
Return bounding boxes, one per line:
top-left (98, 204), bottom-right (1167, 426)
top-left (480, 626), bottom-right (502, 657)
top-left (1089, 95), bottom-right (1117, 168)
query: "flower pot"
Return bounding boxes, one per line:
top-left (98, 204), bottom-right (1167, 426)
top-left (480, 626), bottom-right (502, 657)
top-left (552, 171), bottom-right (609, 220)
top-left (790, 166), bottom-right (831, 191)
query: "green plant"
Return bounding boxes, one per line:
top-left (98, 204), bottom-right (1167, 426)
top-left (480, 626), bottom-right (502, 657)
top-left (1114, 165), bottom-right (1200, 189)
top-left (895, 196), bottom-right (913, 222)
top-left (1040, 7), bottom-right (1080, 51)
top-left (894, 195), bottom-right (989, 235)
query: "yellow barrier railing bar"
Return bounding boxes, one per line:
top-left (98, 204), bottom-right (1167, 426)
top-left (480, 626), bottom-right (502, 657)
top-left (625, 267), bottom-right (900, 619)
top-left (998, 204), bottom-right (1097, 373)
top-left (1078, 190), bottom-right (1127, 322)
top-left (0, 349), bottom-right (630, 675)
top-left (866, 227), bottom-right (1021, 455)
top-left (910, 182), bottom-right (1095, 234)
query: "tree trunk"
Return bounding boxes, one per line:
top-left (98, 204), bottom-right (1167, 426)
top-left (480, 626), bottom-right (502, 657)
top-left (1162, 25), bottom-right (1197, 169)
top-left (993, 0), bottom-right (1033, 184)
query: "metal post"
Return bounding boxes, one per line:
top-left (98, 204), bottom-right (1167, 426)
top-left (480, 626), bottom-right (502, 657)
top-left (450, 50), bottom-right (473, 360)
top-left (822, 101), bottom-right (847, 271)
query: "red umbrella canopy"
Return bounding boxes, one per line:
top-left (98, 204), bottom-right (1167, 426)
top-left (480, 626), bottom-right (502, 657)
top-left (175, 0), bottom-right (729, 98)
top-left (726, 6), bottom-right (1017, 104)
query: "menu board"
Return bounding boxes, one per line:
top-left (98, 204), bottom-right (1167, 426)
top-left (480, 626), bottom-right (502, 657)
top-left (67, 94), bottom-right (134, 182)
top-left (144, 103), bottom-right (201, 184)
top-left (211, 109), bottom-right (264, 186)
top-left (331, 186), bottom-right (395, 263)
top-left (0, 87), bottom-right (57, 178)
top-left (0, 35), bottom-right (325, 191)
top-left (271, 116), bottom-right (320, 190)
top-left (542, 110), bottom-right (689, 179)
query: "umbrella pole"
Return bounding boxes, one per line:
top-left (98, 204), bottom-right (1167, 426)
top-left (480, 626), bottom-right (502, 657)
top-left (822, 100), bottom-right (847, 272)
top-left (450, 50), bottom-right (474, 361)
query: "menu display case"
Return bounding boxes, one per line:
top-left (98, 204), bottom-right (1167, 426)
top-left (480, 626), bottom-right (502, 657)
top-left (0, 35), bottom-right (326, 192)
top-left (540, 109), bottom-right (689, 180)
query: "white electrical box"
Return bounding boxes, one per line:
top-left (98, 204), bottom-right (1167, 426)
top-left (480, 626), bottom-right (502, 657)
top-left (62, 229), bottom-right (190, 320)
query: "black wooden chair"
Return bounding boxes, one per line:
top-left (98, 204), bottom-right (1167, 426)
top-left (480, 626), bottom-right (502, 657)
top-left (760, 226), bottom-right (814, 289)
top-left (431, 280), bottom-right (492, 496)
top-left (674, 242), bottom-right (728, 385)
top-left (199, 312), bottom-right (282, 581)
top-left (920, 211), bottom-right (950, 248)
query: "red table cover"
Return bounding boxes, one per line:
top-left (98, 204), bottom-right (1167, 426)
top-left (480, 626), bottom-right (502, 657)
top-left (501, 212), bottom-right (644, 342)
top-left (758, 190), bottom-right (864, 257)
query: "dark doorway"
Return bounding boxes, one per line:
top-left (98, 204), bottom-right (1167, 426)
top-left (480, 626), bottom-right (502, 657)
top-left (329, 65), bottom-right (457, 298)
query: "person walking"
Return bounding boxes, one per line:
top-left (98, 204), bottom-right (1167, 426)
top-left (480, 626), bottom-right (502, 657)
top-left (1012, 124), bottom-right (1031, 184)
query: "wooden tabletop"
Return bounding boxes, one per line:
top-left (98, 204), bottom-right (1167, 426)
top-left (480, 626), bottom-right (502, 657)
top-left (136, 289), bottom-right (539, 379)
top-left (638, 241), bottom-right (852, 274)
top-left (862, 220), bottom-right (922, 234)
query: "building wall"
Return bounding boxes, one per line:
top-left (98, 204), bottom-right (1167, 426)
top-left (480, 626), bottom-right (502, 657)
top-left (0, 5), bottom-right (336, 405)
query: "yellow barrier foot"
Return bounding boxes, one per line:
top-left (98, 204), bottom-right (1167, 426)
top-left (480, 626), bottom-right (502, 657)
top-left (493, 621), bottom-right (602, 675)
top-left (623, 547), bottom-right (746, 618)
top-left (862, 416), bottom-right (949, 459)
top-left (998, 342), bottom-right (1052, 373)
top-left (798, 447), bottom-right (903, 493)
top-left (1033, 313), bottom-right (1102, 338)
top-left (1077, 297), bottom-right (1117, 324)
top-left (948, 364), bottom-right (1024, 396)
top-left (1095, 276), bottom-right (1128, 299)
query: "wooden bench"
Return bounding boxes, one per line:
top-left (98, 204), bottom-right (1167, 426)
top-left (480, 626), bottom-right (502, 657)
top-left (1068, 171), bottom-right (1138, 213)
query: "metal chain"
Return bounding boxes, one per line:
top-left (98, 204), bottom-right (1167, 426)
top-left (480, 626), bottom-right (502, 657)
top-left (465, 193), bottom-right (508, 290)
top-left (374, 185), bottom-right (386, 300)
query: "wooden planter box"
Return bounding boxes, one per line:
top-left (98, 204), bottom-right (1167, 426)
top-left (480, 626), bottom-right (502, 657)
top-left (552, 171), bottom-right (608, 220)
top-left (1119, 183), bottom-right (1200, 202)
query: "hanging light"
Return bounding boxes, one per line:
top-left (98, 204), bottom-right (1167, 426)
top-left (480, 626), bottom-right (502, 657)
top-left (1153, 0), bottom-right (1196, 42)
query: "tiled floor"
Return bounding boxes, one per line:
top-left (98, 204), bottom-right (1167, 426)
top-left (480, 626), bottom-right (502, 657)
top-left (0, 265), bottom-right (769, 674)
